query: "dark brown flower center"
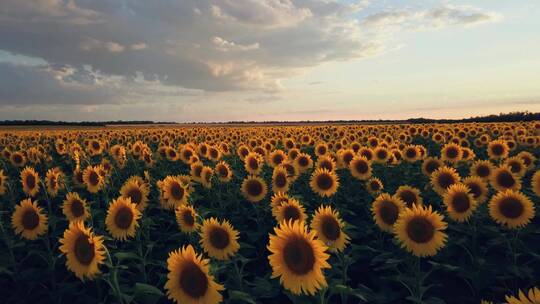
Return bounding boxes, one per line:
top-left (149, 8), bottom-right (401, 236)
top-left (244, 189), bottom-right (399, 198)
top-left (13, 154), bottom-right (23, 164)
top-left (182, 211), bottom-right (195, 226)
top-left (298, 156), bottom-right (309, 167)
top-left (74, 235), bottom-right (95, 265)
top-left (209, 227), bottom-right (230, 249)
top-left (316, 173), bottom-right (333, 190)
top-left (499, 197), bottom-right (524, 219)
top-left (283, 237), bottom-right (315, 275)
top-left (282, 205), bottom-right (301, 222)
top-left (370, 181), bottom-right (380, 191)
top-left (217, 165), bottom-right (229, 177)
top-left (22, 209), bottom-right (39, 230)
top-left (425, 160), bottom-right (440, 174)
top-left (496, 171), bottom-right (515, 189)
top-left (246, 179), bottom-right (263, 196)
top-left (406, 148), bottom-right (417, 159)
top-left (70, 199), bottom-right (85, 218)
top-left (445, 147), bottom-right (459, 159)
top-left (248, 157), bottom-right (259, 170)
top-left (451, 192), bottom-right (470, 213)
top-left (491, 144), bottom-right (504, 156)
top-left (275, 172), bottom-right (287, 188)
top-left (437, 172), bottom-right (456, 190)
top-left (476, 165), bottom-right (490, 178)
top-left (114, 206), bottom-right (134, 229)
top-left (398, 190), bottom-right (417, 208)
top-left (406, 217), bottom-right (435, 243)
top-left (26, 174), bottom-right (36, 189)
top-left (179, 261), bottom-right (208, 298)
top-left (379, 200), bottom-right (399, 225)
top-left (126, 188), bottom-right (143, 205)
top-left (170, 182), bottom-right (185, 200)
top-left (354, 160), bottom-right (369, 174)
top-left (88, 171), bottom-right (99, 186)
top-left (321, 216), bottom-right (341, 241)
top-left (272, 154), bottom-right (284, 165)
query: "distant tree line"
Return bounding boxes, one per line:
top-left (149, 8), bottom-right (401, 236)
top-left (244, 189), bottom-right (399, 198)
top-left (407, 111), bottom-right (540, 124)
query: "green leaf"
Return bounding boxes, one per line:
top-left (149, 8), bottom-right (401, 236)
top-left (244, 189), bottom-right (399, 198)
top-left (228, 290), bottom-right (257, 304)
top-left (331, 284), bottom-right (367, 301)
top-left (133, 283), bottom-right (164, 304)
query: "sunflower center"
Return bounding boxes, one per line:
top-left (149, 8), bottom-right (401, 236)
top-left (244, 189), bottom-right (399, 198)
top-left (71, 199), bottom-right (85, 217)
top-left (13, 154), bottom-right (23, 164)
top-left (26, 174), bottom-right (36, 189)
top-left (508, 161), bottom-right (521, 174)
top-left (499, 197), bottom-right (524, 219)
top-left (406, 149), bottom-right (417, 159)
top-left (370, 181), bottom-right (380, 191)
top-left (127, 188), bottom-right (143, 205)
top-left (217, 166), bottom-right (228, 177)
top-left (319, 160), bottom-right (332, 171)
top-left (496, 171), bottom-right (515, 188)
top-left (273, 154), bottom-right (284, 165)
top-left (376, 150), bottom-right (387, 160)
top-left (491, 144), bottom-right (504, 156)
top-left (437, 173), bottom-right (456, 190)
top-left (355, 161), bottom-right (368, 174)
top-left (275, 173), bottom-right (287, 188)
top-left (88, 171), bottom-right (99, 186)
top-left (170, 183), bottom-right (185, 200)
top-left (466, 183), bottom-right (482, 199)
top-left (74, 235), bottom-right (95, 265)
top-left (282, 205), bottom-right (301, 222)
top-left (22, 210), bottom-right (39, 230)
top-left (446, 147), bottom-right (458, 159)
top-left (182, 211), bottom-right (195, 226)
top-left (398, 190), bottom-right (417, 208)
top-left (317, 146), bottom-right (327, 155)
top-left (451, 192), bottom-right (470, 213)
top-left (248, 157), bottom-right (259, 170)
top-left (209, 227), bottom-right (230, 249)
top-left (379, 200), bottom-right (399, 225)
top-left (194, 166), bottom-right (203, 177)
top-left (298, 157), bottom-right (309, 167)
top-left (247, 180), bottom-right (263, 196)
top-left (179, 261), bottom-right (209, 298)
top-left (476, 165), bottom-right (490, 178)
top-left (283, 237), bottom-right (315, 275)
top-left (114, 207), bottom-right (134, 229)
top-left (316, 173), bottom-right (333, 190)
top-left (406, 217), bottom-right (435, 244)
top-left (425, 162), bottom-right (440, 174)
top-left (321, 216), bottom-right (341, 241)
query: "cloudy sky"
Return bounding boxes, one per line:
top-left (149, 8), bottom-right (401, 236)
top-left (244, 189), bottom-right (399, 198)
top-left (1, 0), bottom-right (539, 122)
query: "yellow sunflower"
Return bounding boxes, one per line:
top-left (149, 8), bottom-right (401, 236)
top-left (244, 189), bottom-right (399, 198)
top-left (462, 176), bottom-right (489, 204)
top-left (20, 166), bottom-right (40, 197)
top-left (244, 152), bottom-right (264, 175)
top-left (200, 166), bottom-right (214, 189)
top-left (532, 170), bottom-right (540, 197)
top-left (59, 221), bottom-right (105, 280)
top-left (165, 245), bottom-right (224, 304)
top-left (105, 197), bottom-right (141, 241)
top-left (349, 155), bottom-right (372, 181)
top-left (45, 168), bottom-right (63, 198)
top-left (316, 155), bottom-right (337, 172)
top-left (0, 169), bottom-right (8, 196)
top-left (310, 205), bottom-right (350, 252)
top-left (309, 168), bottom-right (339, 197)
top-left (62, 192), bottom-right (90, 223)
top-left (294, 153), bottom-right (314, 173)
top-left (371, 193), bottom-right (406, 232)
top-left (162, 176), bottom-right (189, 209)
top-left (241, 175), bottom-right (268, 203)
top-left (272, 166), bottom-right (290, 193)
top-left (274, 199), bottom-right (308, 224)
top-left (10, 151), bottom-right (27, 167)
top-left (505, 286), bottom-right (540, 304)
top-left (440, 143), bottom-right (463, 164)
top-left (430, 166), bottom-right (461, 195)
top-left (199, 218), bottom-right (240, 260)
top-left (175, 205), bottom-right (199, 233)
top-left (422, 157), bottom-right (443, 177)
top-left (488, 190), bottom-right (534, 229)
top-left (82, 165), bottom-right (104, 193)
top-left (119, 177), bottom-right (150, 212)
top-left (393, 204), bottom-right (448, 257)
top-left (394, 185), bottom-right (423, 208)
top-left (267, 220), bottom-right (330, 295)
top-left (366, 177), bottom-right (384, 195)
top-left (490, 165), bottom-right (521, 192)
top-left (443, 184), bottom-right (478, 222)
top-left (215, 161), bottom-right (233, 182)
top-left (11, 198), bottom-right (48, 240)
top-left (487, 139), bottom-right (509, 160)
top-left (470, 160), bottom-right (495, 180)
top-left (271, 192), bottom-right (291, 216)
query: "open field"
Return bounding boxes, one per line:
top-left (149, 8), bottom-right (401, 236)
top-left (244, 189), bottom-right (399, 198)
top-left (1, 122), bottom-right (539, 303)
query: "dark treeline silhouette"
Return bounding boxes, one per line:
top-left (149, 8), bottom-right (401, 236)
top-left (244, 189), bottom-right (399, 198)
top-left (0, 111), bottom-right (538, 126)
top-left (0, 120), bottom-right (175, 126)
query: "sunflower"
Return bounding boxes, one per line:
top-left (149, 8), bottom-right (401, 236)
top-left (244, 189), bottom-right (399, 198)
top-left (271, 192), bottom-right (291, 216)
top-left (274, 199), bottom-right (307, 223)
top-left (490, 165), bottom-right (521, 192)
top-left (190, 161), bottom-right (204, 183)
top-left (241, 175), bottom-right (268, 203)
top-left (11, 198), bottom-right (48, 240)
top-left (199, 218), bottom-right (240, 260)
top-left (294, 153), bottom-right (313, 173)
top-left (443, 184), bottom-right (477, 222)
top-left (349, 156), bottom-right (372, 181)
top-left (366, 177), bottom-right (384, 195)
top-left (430, 166), bottom-right (461, 195)
top-left (82, 165), bottom-right (104, 193)
top-left (422, 157), bottom-right (443, 177)
top-left (488, 190), bottom-right (534, 229)
top-left (215, 161), bottom-right (233, 182)
top-left (440, 143), bottom-right (463, 164)
top-left (373, 146), bottom-right (391, 164)
top-left (402, 145), bottom-right (420, 162)
top-left (105, 197), bottom-right (141, 241)
top-left (309, 168), bottom-right (339, 198)
top-left (10, 151), bottom-right (27, 167)
top-left (532, 170), bottom-right (540, 197)
top-left (487, 139), bottom-right (509, 160)
top-left (62, 192), bottom-right (90, 223)
top-left (316, 155), bottom-right (336, 172)
top-left (244, 152), bottom-right (264, 175)
top-left (267, 220), bottom-right (330, 295)
top-left (272, 166), bottom-right (290, 193)
top-left (517, 151), bottom-right (536, 171)
top-left (503, 156), bottom-right (527, 177)
top-left (268, 149), bottom-right (287, 168)
top-left (59, 221), bottom-right (105, 280)
top-left (310, 205), bottom-right (350, 252)
top-left (200, 166), bottom-right (214, 189)
top-left (393, 204), bottom-right (448, 257)
top-left (394, 185), bottom-right (423, 208)
top-left (470, 160), bottom-right (495, 181)
top-left (371, 193), bottom-right (406, 232)
top-left (505, 286), bottom-right (540, 304)
top-left (462, 176), bottom-right (489, 204)
top-left (45, 168), bottom-right (63, 198)
top-left (165, 245), bottom-right (224, 304)
top-left (20, 166), bottom-right (40, 197)
top-left (175, 205), bottom-right (199, 233)
top-left (0, 169), bottom-right (7, 196)
top-left (162, 176), bottom-right (189, 209)
top-left (119, 177), bottom-right (150, 212)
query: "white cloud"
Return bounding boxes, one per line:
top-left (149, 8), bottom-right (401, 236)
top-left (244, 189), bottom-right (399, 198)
top-left (212, 37), bottom-right (260, 52)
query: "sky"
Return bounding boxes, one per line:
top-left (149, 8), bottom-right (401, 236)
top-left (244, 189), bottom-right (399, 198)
top-left (0, 0), bottom-right (539, 122)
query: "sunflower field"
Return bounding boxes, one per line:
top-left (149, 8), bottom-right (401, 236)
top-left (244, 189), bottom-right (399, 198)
top-left (1, 122), bottom-right (540, 304)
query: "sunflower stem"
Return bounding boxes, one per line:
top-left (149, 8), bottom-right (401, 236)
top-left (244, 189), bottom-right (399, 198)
top-left (103, 245), bottom-right (124, 304)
